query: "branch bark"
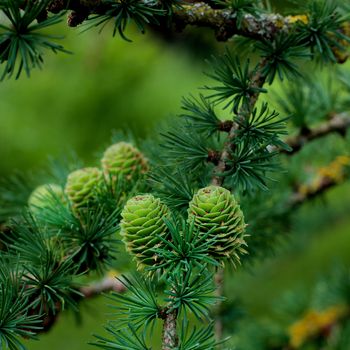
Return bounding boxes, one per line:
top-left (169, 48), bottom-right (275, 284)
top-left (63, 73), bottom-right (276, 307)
top-left (211, 58), bottom-right (267, 186)
top-left (281, 114), bottom-right (350, 155)
top-left (47, 0), bottom-right (291, 41)
top-left (209, 59), bottom-right (268, 341)
top-left (288, 176), bottom-right (337, 208)
top-left (172, 3), bottom-right (289, 42)
top-left (288, 156), bottom-right (350, 209)
top-left (31, 275), bottom-right (127, 333)
top-left (161, 308), bottom-right (179, 350)
top-left (213, 268), bottom-right (224, 340)
top-left (46, 0), bottom-right (349, 64)
top-left (79, 275), bottom-right (126, 297)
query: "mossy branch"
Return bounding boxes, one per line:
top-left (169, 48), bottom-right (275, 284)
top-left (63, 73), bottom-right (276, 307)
top-left (172, 3), bottom-right (292, 42)
top-left (281, 113), bottom-right (350, 155)
top-left (46, 0), bottom-right (301, 40)
top-left (45, 0), bottom-right (349, 63)
top-left (288, 155), bottom-right (350, 208)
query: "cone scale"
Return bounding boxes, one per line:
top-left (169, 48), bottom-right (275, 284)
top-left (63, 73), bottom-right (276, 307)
top-left (65, 167), bottom-right (102, 211)
top-left (101, 142), bottom-right (148, 183)
top-left (120, 194), bottom-right (170, 267)
top-left (188, 186), bottom-right (246, 262)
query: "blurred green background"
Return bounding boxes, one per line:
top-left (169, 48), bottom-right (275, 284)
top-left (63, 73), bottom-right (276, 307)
top-left (1, 9), bottom-right (350, 350)
top-left (0, 24), bottom-right (207, 177)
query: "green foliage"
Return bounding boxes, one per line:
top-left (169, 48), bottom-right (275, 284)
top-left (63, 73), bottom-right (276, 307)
top-left (0, 258), bottom-right (41, 350)
top-left (223, 141), bottom-right (280, 191)
top-left (0, 172), bottom-right (36, 222)
top-left (230, 265), bottom-right (350, 350)
top-left (256, 33), bottom-right (309, 84)
top-left (275, 76), bottom-right (317, 128)
top-left (0, 0), bottom-right (68, 80)
top-left (276, 71), bottom-right (344, 129)
top-left (1, 1), bottom-right (350, 349)
top-left (178, 322), bottom-right (220, 350)
top-left (106, 274), bottom-right (161, 332)
top-left (9, 214), bottom-right (81, 313)
top-left (298, 0), bottom-right (350, 62)
top-left (240, 185), bottom-right (291, 262)
top-left (204, 51), bottom-right (266, 112)
top-left (149, 168), bottom-right (195, 213)
top-left (88, 0), bottom-right (164, 41)
top-left (46, 154), bottom-right (84, 188)
top-left (161, 124), bottom-right (214, 172)
top-left (61, 206), bottom-right (120, 273)
top-left (214, 0), bottom-right (260, 28)
top-left (158, 46), bottom-right (291, 193)
top-left (92, 324), bottom-right (151, 350)
top-left (148, 217), bottom-right (220, 273)
top-left (165, 268), bottom-right (219, 321)
top-left (181, 95), bottom-right (221, 138)
top-left (234, 102), bottom-right (290, 150)
top-left (31, 189), bottom-right (120, 273)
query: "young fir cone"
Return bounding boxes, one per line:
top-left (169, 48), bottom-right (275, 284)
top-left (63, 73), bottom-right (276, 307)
top-left (188, 186), bottom-right (246, 263)
top-left (65, 167), bottom-right (102, 211)
top-left (101, 142), bottom-right (148, 184)
top-left (120, 194), bottom-right (170, 268)
top-left (28, 184), bottom-right (65, 209)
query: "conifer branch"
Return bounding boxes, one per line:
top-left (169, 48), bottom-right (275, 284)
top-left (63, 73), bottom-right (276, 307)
top-left (45, 0), bottom-right (350, 64)
top-left (79, 275), bottom-right (126, 297)
top-left (45, 1), bottom-right (301, 41)
top-left (288, 155), bottom-right (350, 208)
top-left (282, 113), bottom-right (350, 155)
top-left (213, 268), bottom-right (224, 340)
top-left (207, 149), bottom-right (221, 165)
top-left (32, 277), bottom-right (126, 335)
top-left (219, 120), bottom-right (234, 132)
top-left (289, 175), bottom-right (338, 208)
top-left (172, 3), bottom-right (288, 42)
top-left (161, 308), bottom-right (179, 350)
top-left (211, 58), bottom-right (268, 186)
top-left (210, 58), bottom-right (268, 340)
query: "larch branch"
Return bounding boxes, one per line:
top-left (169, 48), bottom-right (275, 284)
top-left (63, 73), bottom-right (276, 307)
top-left (282, 114), bottom-right (350, 155)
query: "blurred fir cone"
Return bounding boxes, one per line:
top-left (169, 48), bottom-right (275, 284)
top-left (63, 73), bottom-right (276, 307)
top-left (188, 186), bottom-right (246, 264)
top-left (65, 167), bottom-right (102, 212)
top-left (101, 142), bottom-right (148, 186)
top-left (120, 194), bottom-right (170, 267)
top-left (28, 183), bottom-right (65, 210)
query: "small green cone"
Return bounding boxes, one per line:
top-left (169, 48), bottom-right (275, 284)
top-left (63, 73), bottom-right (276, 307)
top-left (101, 142), bottom-right (148, 184)
top-left (28, 184), bottom-right (65, 209)
top-left (120, 194), bottom-right (170, 267)
top-left (188, 186), bottom-right (246, 263)
top-left (65, 167), bottom-right (102, 211)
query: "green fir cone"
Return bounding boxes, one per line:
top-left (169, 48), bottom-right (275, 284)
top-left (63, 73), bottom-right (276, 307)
top-left (120, 194), bottom-right (170, 267)
top-left (101, 142), bottom-right (148, 184)
top-left (28, 184), bottom-right (65, 209)
top-left (188, 186), bottom-right (246, 262)
top-left (65, 167), bottom-right (102, 211)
